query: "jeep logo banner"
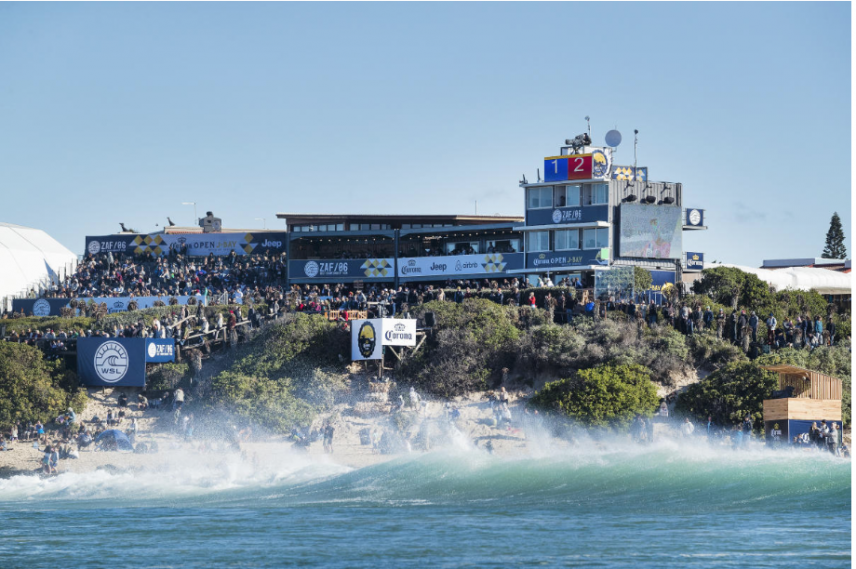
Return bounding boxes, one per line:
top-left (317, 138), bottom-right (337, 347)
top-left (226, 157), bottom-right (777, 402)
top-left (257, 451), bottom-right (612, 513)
top-left (85, 231), bottom-right (287, 258)
top-left (397, 253), bottom-right (523, 280)
top-left (77, 337), bottom-right (147, 387)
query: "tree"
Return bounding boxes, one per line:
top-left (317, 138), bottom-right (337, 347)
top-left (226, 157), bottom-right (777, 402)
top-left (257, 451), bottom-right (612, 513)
top-left (0, 343), bottom-right (88, 428)
top-left (691, 266), bottom-right (774, 311)
top-left (633, 266), bottom-right (653, 293)
top-left (531, 363), bottom-right (659, 429)
top-left (822, 212), bottom-right (847, 259)
top-left (675, 361), bottom-right (777, 430)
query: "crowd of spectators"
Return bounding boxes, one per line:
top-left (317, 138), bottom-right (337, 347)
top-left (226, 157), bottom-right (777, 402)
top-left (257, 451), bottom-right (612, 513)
top-left (22, 248), bottom-right (287, 302)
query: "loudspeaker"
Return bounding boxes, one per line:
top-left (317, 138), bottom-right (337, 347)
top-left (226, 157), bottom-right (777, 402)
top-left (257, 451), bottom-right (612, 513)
top-left (424, 311), bottom-right (436, 328)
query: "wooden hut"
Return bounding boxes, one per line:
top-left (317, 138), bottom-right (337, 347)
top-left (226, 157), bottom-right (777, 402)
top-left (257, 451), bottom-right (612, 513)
top-left (761, 364), bottom-right (843, 444)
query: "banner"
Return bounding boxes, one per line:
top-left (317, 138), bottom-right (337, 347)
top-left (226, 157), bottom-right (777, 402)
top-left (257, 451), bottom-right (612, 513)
top-left (13, 295), bottom-right (204, 317)
top-left (83, 295), bottom-right (204, 314)
top-left (145, 338), bottom-right (176, 363)
top-left (351, 318), bottom-right (417, 360)
top-left (686, 252), bottom-right (704, 271)
top-left (10, 298), bottom-right (71, 317)
top-left (77, 338), bottom-right (147, 387)
top-left (526, 205), bottom-right (609, 227)
top-left (85, 231), bottom-right (287, 257)
top-left (352, 319), bottom-right (384, 361)
top-left (526, 249), bottom-right (607, 270)
top-left (289, 258), bottom-right (395, 281)
top-left (398, 253), bottom-right (524, 280)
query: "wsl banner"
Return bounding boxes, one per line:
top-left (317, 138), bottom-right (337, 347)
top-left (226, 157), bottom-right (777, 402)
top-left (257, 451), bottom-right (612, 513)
top-left (77, 338), bottom-right (147, 387)
top-left (85, 231), bottom-right (287, 257)
top-left (11, 295), bottom-right (203, 317)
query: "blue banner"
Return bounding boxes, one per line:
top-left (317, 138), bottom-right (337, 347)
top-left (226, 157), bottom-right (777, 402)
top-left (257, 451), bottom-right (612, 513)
top-left (145, 338), bottom-right (176, 363)
top-left (647, 270), bottom-right (676, 292)
top-left (686, 252), bottom-right (704, 271)
top-left (526, 205), bottom-right (609, 227)
top-left (289, 258), bottom-right (395, 281)
top-left (77, 338), bottom-right (147, 387)
top-left (526, 249), bottom-right (607, 270)
top-left (10, 298), bottom-right (70, 317)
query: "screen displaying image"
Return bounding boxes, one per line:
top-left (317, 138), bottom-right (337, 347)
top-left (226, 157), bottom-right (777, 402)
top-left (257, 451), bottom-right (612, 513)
top-left (619, 204), bottom-right (682, 259)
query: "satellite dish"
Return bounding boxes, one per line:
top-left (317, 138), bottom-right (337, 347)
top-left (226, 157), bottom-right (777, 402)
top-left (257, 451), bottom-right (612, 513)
top-left (605, 129), bottom-right (622, 147)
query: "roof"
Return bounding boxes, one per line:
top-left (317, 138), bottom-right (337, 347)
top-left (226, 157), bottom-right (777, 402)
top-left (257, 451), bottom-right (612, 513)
top-left (762, 258), bottom-right (849, 268)
top-left (275, 213), bottom-right (523, 224)
top-left (0, 222), bottom-right (78, 305)
top-left (162, 226), bottom-right (286, 235)
top-left (708, 263), bottom-right (852, 295)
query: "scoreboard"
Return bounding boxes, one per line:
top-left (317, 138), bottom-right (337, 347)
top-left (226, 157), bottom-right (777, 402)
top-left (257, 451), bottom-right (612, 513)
top-left (544, 149), bottom-right (611, 182)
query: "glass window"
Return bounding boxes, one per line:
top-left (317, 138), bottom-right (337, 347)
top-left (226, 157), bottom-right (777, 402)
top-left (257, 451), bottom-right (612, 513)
top-left (445, 241), bottom-right (480, 255)
top-left (527, 186), bottom-right (553, 209)
top-left (486, 239), bottom-right (519, 253)
top-left (565, 184), bottom-right (581, 207)
top-left (590, 183), bottom-right (609, 205)
top-left (526, 231), bottom-right (550, 252)
top-left (583, 227), bottom-right (609, 249)
top-left (555, 229), bottom-right (580, 251)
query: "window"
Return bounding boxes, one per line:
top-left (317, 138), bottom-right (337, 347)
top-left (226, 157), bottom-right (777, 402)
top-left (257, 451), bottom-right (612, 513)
top-left (486, 239), bottom-right (519, 253)
top-left (583, 227), bottom-right (609, 249)
top-left (527, 186), bottom-right (553, 209)
top-left (554, 229), bottom-right (580, 251)
top-left (554, 185), bottom-right (581, 208)
top-left (445, 241), bottom-right (480, 255)
top-left (355, 223), bottom-right (391, 231)
top-left (526, 231), bottom-right (550, 252)
top-left (590, 183), bottom-right (609, 205)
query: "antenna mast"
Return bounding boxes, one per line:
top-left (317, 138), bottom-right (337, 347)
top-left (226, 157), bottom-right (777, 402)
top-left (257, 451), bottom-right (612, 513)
top-left (633, 129), bottom-right (639, 180)
top-left (585, 116), bottom-right (591, 138)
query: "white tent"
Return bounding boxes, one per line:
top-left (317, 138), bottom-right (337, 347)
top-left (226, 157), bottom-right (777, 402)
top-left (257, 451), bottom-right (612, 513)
top-left (0, 222), bottom-right (78, 309)
top-left (708, 263), bottom-right (851, 295)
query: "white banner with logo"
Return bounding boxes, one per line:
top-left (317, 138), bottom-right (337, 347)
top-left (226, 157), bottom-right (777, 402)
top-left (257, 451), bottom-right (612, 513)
top-left (351, 318), bottom-right (417, 360)
top-left (79, 295), bottom-right (204, 314)
top-left (397, 254), bottom-right (520, 278)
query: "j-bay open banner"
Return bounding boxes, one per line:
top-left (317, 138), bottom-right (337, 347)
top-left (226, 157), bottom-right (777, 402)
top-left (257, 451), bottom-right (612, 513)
top-left (85, 231), bottom-right (287, 257)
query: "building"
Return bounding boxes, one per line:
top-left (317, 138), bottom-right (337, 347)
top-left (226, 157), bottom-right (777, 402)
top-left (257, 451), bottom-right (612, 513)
top-left (515, 136), bottom-right (706, 298)
top-left (762, 258), bottom-right (850, 272)
top-left (278, 214), bottom-right (524, 286)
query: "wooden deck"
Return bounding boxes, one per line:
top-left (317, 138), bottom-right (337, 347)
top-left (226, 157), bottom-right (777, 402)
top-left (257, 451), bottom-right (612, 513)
top-left (762, 364), bottom-right (843, 400)
top-left (763, 397), bottom-right (842, 421)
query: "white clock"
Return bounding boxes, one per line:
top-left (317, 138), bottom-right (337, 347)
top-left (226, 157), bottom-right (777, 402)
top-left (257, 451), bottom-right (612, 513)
top-left (688, 209), bottom-right (701, 226)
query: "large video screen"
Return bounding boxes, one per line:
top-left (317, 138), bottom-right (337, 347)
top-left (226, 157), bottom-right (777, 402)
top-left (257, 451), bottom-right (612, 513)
top-left (619, 204), bottom-right (682, 259)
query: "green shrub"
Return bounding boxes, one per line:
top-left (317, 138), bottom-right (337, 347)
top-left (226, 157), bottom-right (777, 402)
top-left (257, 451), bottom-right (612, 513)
top-left (531, 363), bottom-right (659, 430)
top-left (146, 363), bottom-right (191, 391)
top-left (0, 342), bottom-right (88, 428)
top-left (208, 371), bottom-right (317, 432)
top-left (675, 361), bottom-right (777, 429)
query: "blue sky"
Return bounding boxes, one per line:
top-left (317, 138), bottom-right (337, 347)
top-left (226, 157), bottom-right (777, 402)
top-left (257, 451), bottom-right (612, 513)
top-left (0, 2), bottom-right (850, 265)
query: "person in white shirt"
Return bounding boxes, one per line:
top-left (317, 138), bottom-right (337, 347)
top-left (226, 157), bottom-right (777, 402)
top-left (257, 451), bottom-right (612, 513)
top-left (680, 417), bottom-right (695, 437)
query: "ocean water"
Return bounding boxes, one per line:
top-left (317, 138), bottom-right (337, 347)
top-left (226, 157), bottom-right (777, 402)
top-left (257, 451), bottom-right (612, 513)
top-left (0, 440), bottom-right (849, 568)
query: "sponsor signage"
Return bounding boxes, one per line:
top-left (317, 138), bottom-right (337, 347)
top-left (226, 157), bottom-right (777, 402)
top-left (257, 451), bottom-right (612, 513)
top-left (685, 252), bottom-right (704, 271)
top-left (10, 298), bottom-right (70, 317)
top-left (12, 296), bottom-right (203, 317)
top-left (526, 249), bottom-right (607, 270)
top-left (290, 258), bottom-right (395, 281)
top-left (543, 149), bottom-right (612, 183)
top-left (647, 270), bottom-right (676, 292)
top-left (382, 319), bottom-right (417, 346)
top-left (611, 166), bottom-right (648, 182)
top-left (526, 205), bottom-right (609, 227)
top-left (352, 319), bottom-right (383, 361)
top-left (685, 208), bottom-right (704, 227)
top-left (397, 253), bottom-right (524, 279)
top-left (85, 231), bottom-right (287, 257)
top-left (145, 338), bottom-right (176, 363)
top-left (351, 318), bottom-right (417, 361)
top-left (77, 338), bottom-right (147, 387)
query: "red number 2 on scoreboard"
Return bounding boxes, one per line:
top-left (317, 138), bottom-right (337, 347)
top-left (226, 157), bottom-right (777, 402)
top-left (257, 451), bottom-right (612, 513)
top-left (572, 157), bottom-right (584, 172)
